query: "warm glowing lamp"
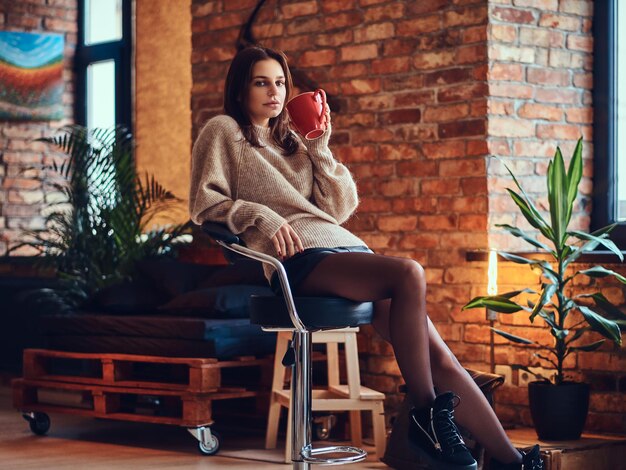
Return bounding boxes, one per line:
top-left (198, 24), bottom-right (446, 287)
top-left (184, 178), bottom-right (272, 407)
top-left (487, 250), bottom-right (498, 372)
top-left (487, 249), bottom-right (498, 297)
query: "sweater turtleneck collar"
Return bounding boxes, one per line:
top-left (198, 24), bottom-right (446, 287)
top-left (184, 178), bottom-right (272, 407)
top-left (253, 124), bottom-right (272, 140)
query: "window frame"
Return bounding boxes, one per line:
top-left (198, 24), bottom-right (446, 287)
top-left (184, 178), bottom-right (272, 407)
top-left (592, 0), bottom-right (626, 249)
top-left (75, 0), bottom-right (133, 130)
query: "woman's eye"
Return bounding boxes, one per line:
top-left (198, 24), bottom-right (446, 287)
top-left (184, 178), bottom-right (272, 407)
top-left (276, 81), bottom-right (285, 87)
top-left (255, 81), bottom-right (266, 87)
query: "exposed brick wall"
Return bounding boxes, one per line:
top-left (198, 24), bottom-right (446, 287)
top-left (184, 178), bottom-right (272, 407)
top-left (486, 0), bottom-right (594, 251)
top-left (0, 0), bottom-right (77, 255)
top-left (191, 0), bottom-right (626, 435)
top-left (191, 0), bottom-right (491, 420)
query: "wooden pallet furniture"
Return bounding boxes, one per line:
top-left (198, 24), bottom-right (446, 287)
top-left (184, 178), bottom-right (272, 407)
top-left (265, 328), bottom-right (386, 462)
top-left (12, 348), bottom-right (269, 454)
top-left (507, 427), bottom-right (626, 470)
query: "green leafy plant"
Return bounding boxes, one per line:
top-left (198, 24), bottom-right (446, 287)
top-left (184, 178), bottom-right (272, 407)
top-left (463, 139), bottom-right (626, 385)
top-left (11, 125), bottom-right (191, 310)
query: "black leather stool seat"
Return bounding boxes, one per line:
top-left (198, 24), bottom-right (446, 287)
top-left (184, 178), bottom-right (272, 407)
top-left (249, 295), bottom-right (374, 330)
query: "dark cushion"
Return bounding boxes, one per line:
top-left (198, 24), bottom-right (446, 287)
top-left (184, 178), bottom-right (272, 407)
top-left (136, 257), bottom-right (221, 298)
top-left (159, 284), bottom-right (274, 318)
top-left (44, 334), bottom-right (276, 359)
top-left (40, 314), bottom-right (263, 340)
top-left (40, 314), bottom-right (276, 359)
top-left (198, 259), bottom-right (267, 288)
top-left (89, 279), bottom-right (169, 315)
top-left (250, 295), bottom-right (374, 330)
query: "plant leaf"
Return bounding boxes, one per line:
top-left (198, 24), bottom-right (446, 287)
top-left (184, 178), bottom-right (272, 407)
top-left (566, 327), bottom-right (590, 345)
top-left (492, 328), bottom-right (535, 344)
top-left (503, 161), bottom-right (555, 241)
top-left (579, 267), bottom-right (626, 284)
top-left (537, 309), bottom-right (558, 329)
top-left (577, 305), bottom-right (622, 345)
top-left (565, 138), bottom-right (583, 229)
top-left (495, 224), bottom-right (553, 252)
top-left (498, 251), bottom-right (543, 265)
top-left (534, 352), bottom-right (558, 368)
top-left (511, 364), bottom-right (551, 382)
top-left (577, 293), bottom-right (626, 323)
top-left (530, 283), bottom-right (557, 322)
top-left (506, 188), bottom-right (554, 242)
top-left (463, 296), bottom-right (524, 313)
top-left (499, 288), bottom-right (536, 299)
top-left (568, 339), bottom-right (606, 352)
top-left (569, 228), bottom-right (623, 261)
top-left (547, 147), bottom-right (568, 249)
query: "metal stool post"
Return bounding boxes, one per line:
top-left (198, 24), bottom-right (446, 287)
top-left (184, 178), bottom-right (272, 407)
top-left (292, 329), bottom-right (312, 469)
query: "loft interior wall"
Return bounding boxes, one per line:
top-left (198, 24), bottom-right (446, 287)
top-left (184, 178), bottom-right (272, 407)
top-left (135, 0), bottom-right (192, 226)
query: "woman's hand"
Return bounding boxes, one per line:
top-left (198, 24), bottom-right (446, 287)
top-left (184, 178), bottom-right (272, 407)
top-left (271, 222), bottom-right (304, 259)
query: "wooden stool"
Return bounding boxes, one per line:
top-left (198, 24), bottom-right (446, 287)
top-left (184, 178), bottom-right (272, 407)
top-left (265, 328), bottom-right (386, 462)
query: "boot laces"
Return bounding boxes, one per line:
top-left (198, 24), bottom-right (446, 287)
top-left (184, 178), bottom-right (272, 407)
top-left (431, 404), bottom-right (466, 454)
top-left (521, 445), bottom-right (543, 470)
top-left (522, 454), bottom-right (543, 470)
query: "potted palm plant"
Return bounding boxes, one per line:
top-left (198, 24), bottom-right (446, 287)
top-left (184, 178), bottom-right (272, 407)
top-left (11, 125), bottom-right (191, 311)
top-left (463, 138), bottom-right (625, 440)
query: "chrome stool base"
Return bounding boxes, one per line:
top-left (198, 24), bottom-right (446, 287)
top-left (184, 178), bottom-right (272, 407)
top-left (202, 224), bottom-right (371, 470)
top-left (303, 445), bottom-right (368, 464)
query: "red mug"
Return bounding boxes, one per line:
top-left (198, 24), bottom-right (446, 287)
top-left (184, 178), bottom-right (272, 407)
top-left (286, 89), bottom-right (327, 140)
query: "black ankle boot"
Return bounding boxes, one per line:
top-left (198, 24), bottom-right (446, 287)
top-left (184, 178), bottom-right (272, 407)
top-left (408, 391), bottom-right (477, 470)
top-left (490, 445), bottom-right (543, 470)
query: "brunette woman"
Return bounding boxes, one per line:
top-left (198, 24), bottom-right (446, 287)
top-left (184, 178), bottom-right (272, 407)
top-left (189, 45), bottom-right (542, 470)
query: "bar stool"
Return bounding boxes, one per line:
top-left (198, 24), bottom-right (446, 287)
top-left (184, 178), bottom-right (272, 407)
top-left (202, 222), bottom-right (373, 470)
top-left (266, 328), bottom-right (386, 462)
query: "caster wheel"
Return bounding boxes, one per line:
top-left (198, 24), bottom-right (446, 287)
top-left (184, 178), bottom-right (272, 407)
top-left (197, 430), bottom-right (220, 456)
top-left (24, 412), bottom-right (50, 435)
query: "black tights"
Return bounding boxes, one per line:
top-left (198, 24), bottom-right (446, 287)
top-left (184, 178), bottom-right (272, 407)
top-left (296, 252), bottom-right (521, 464)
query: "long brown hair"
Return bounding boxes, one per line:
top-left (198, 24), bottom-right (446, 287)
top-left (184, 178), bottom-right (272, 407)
top-left (224, 46), bottom-right (298, 156)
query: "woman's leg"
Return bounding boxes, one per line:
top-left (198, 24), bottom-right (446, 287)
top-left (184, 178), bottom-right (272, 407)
top-left (370, 300), bottom-right (521, 464)
top-left (296, 252), bottom-right (436, 409)
top-left (297, 252), bottom-right (521, 464)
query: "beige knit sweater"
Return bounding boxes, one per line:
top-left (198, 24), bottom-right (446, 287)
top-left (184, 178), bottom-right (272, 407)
top-left (189, 114), bottom-right (366, 281)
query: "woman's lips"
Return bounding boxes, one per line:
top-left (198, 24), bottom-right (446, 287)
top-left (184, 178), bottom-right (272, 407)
top-left (264, 103), bottom-right (280, 109)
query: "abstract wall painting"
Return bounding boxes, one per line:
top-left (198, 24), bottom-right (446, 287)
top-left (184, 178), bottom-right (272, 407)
top-left (0, 31), bottom-right (65, 121)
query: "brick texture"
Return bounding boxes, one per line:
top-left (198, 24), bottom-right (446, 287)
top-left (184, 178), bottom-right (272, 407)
top-left (188, 0), bottom-right (626, 436)
top-left (487, 0), bottom-right (593, 248)
top-left (0, 0), bottom-right (77, 255)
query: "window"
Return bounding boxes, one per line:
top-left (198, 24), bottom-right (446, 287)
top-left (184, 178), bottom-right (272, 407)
top-left (76, 0), bottom-right (132, 131)
top-left (593, 0), bottom-right (626, 248)
top-left (618, 2), bottom-right (626, 223)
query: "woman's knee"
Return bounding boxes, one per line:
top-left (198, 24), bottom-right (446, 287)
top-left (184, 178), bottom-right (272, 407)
top-left (394, 258), bottom-right (426, 289)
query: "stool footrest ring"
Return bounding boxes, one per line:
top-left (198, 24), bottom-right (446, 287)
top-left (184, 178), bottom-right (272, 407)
top-left (301, 445), bottom-right (367, 465)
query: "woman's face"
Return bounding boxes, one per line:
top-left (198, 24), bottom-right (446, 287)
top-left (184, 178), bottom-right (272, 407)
top-left (245, 58), bottom-right (287, 127)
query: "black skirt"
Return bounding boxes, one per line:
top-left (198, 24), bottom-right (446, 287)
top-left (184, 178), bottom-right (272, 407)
top-left (269, 245), bottom-right (374, 295)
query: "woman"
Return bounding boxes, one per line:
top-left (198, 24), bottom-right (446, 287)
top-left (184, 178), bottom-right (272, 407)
top-left (190, 45), bottom-right (542, 470)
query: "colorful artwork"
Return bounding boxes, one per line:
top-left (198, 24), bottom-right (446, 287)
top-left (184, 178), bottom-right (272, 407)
top-left (0, 31), bottom-right (64, 121)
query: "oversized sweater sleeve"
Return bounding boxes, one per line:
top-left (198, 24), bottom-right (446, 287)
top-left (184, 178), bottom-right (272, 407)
top-left (189, 116), bottom-right (286, 238)
top-left (301, 125), bottom-right (359, 224)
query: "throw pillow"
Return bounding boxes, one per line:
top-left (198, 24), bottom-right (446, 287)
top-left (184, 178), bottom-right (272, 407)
top-left (89, 279), bottom-right (169, 315)
top-left (159, 284), bottom-right (274, 318)
top-left (136, 257), bottom-right (221, 298)
top-left (198, 259), bottom-right (267, 288)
